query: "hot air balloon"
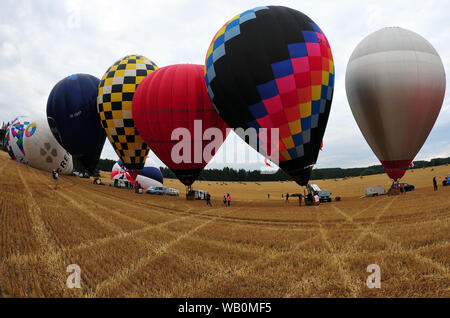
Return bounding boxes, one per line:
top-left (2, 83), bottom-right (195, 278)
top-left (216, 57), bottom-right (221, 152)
top-left (111, 159), bottom-right (125, 179)
top-left (111, 158), bottom-right (164, 189)
top-left (23, 118), bottom-right (73, 174)
top-left (132, 64), bottom-right (228, 187)
top-left (136, 159), bottom-right (164, 189)
top-left (97, 55), bottom-right (158, 172)
top-left (345, 27), bottom-right (446, 180)
top-left (47, 74), bottom-right (106, 173)
top-left (4, 116), bottom-right (31, 164)
top-left (204, 6), bottom-right (334, 186)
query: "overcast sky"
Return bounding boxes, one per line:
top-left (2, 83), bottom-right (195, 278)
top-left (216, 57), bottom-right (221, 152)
top-left (1, 0), bottom-right (449, 170)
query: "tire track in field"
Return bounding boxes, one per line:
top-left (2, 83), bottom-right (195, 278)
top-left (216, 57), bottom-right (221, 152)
top-left (47, 184), bottom-right (123, 233)
top-left (129, 228), bottom-right (321, 297)
top-left (14, 166), bottom-right (69, 297)
top-left (12, 168), bottom-right (266, 296)
top-left (92, 207), bottom-right (240, 296)
top-left (64, 186), bottom-right (150, 228)
top-left (83, 183), bottom-right (324, 227)
top-left (333, 196), bottom-right (396, 252)
top-left (9, 169), bottom-right (278, 273)
top-left (16, 166), bottom-right (60, 254)
top-left (4, 204), bottom-right (280, 292)
top-left (332, 197), bottom-right (448, 274)
top-left (159, 230), bottom-right (320, 298)
top-left (19, 170), bottom-right (351, 296)
top-left (176, 225), bottom-right (321, 297)
top-left (65, 181), bottom-right (322, 235)
top-left (20, 169), bottom-right (129, 295)
top-left (74, 183), bottom-right (183, 219)
top-left (28, 168), bottom-right (159, 229)
top-left (55, 181), bottom-right (321, 262)
top-left (296, 207), bottom-right (360, 298)
top-left (350, 197), bottom-right (389, 220)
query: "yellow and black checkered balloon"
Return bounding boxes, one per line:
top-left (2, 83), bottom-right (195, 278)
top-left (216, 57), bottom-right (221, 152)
top-left (97, 55), bottom-right (158, 170)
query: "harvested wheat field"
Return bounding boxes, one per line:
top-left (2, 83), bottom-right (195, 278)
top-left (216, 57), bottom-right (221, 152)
top-left (0, 150), bottom-right (449, 298)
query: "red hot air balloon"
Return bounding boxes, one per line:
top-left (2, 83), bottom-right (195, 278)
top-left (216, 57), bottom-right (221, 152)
top-left (132, 64), bottom-right (228, 187)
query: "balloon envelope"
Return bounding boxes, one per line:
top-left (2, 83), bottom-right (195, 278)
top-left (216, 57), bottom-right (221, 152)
top-left (136, 159), bottom-right (164, 188)
top-left (204, 6), bottom-right (334, 186)
top-left (4, 116), bottom-right (31, 164)
top-left (97, 55), bottom-right (158, 171)
top-left (47, 74), bottom-right (106, 172)
top-left (132, 64), bottom-right (228, 186)
top-left (110, 157), bottom-right (164, 188)
top-left (345, 27), bottom-right (446, 180)
top-left (23, 118), bottom-right (73, 174)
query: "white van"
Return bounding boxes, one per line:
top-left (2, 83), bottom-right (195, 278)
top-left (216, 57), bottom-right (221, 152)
top-left (307, 184), bottom-right (321, 194)
top-left (187, 190), bottom-right (208, 200)
top-left (365, 185), bottom-right (386, 197)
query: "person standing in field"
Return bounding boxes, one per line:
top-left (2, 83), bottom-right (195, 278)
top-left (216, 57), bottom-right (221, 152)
top-left (206, 193), bottom-right (212, 206)
top-left (268, 193), bottom-right (270, 199)
top-left (286, 193), bottom-right (289, 203)
top-left (226, 193), bottom-right (231, 207)
top-left (298, 193), bottom-right (303, 206)
top-left (223, 195), bottom-right (227, 206)
top-left (400, 183), bottom-right (405, 194)
top-left (314, 193), bottom-right (320, 205)
top-left (433, 177), bottom-right (438, 191)
top-left (52, 168), bottom-right (59, 190)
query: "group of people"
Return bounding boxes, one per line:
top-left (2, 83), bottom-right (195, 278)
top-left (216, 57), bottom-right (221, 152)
top-left (204, 193), bottom-right (231, 207)
top-left (281, 192), bottom-right (319, 206)
top-left (223, 193), bottom-right (231, 207)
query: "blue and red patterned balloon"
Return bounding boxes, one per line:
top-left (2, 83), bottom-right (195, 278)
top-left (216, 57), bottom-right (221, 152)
top-left (4, 116), bottom-right (32, 164)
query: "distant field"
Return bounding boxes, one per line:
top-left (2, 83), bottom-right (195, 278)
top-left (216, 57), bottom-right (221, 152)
top-left (0, 150), bottom-right (449, 297)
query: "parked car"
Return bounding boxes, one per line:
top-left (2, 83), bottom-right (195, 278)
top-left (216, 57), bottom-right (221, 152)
top-left (146, 186), bottom-right (167, 195)
top-left (318, 190), bottom-right (332, 202)
top-left (166, 187), bottom-right (180, 196)
top-left (110, 179), bottom-right (132, 189)
top-left (399, 183), bottom-right (415, 192)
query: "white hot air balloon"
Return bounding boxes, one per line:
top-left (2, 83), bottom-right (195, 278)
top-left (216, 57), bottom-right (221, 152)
top-left (135, 158), bottom-right (164, 189)
top-left (346, 27), bottom-right (446, 180)
top-left (23, 118), bottom-right (73, 174)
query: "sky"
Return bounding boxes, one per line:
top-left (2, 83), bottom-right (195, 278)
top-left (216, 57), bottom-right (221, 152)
top-left (0, 0), bottom-right (449, 170)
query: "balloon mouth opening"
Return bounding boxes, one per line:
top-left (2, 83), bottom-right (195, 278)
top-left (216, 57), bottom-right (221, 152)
top-left (380, 159), bottom-right (412, 180)
top-left (278, 163), bottom-right (313, 187)
top-left (171, 168), bottom-right (204, 187)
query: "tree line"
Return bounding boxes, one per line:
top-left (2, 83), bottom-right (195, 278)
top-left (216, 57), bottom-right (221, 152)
top-left (95, 157), bottom-right (450, 181)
